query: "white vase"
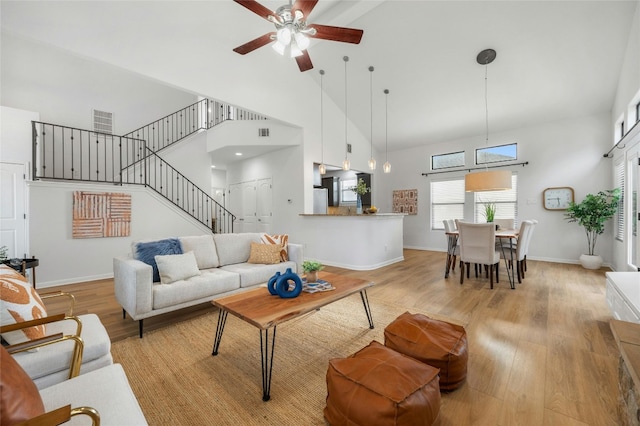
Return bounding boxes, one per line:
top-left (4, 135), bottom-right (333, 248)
top-left (579, 254), bottom-right (603, 270)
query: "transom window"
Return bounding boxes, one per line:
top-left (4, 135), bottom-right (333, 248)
top-left (476, 143), bottom-right (517, 165)
top-left (431, 178), bottom-right (465, 230)
top-left (474, 173), bottom-right (518, 223)
top-left (432, 151), bottom-right (464, 170)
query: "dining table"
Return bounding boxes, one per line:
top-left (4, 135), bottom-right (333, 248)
top-left (445, 228), bottom-right (519, 289)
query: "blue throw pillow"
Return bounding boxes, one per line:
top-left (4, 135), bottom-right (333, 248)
top-left (135, 238), bottom-right (183, 282)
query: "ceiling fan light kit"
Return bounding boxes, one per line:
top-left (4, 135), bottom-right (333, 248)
top-left (233, 0), bottom-right (364, 72)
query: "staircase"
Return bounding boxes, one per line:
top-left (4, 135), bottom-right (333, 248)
top-left (31, 99), bottom-right (267, 233)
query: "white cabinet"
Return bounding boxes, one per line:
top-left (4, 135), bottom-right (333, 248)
top-left (606, 272), bottom-right (640, 323)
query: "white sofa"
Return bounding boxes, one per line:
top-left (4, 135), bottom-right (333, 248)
top-left (114, 233), bottom-right (302, 337)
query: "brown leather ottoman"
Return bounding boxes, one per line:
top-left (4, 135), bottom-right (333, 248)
top-left (324, 340), bottom-right (441, 426)
top-left (384, 312), bottom-right (468, 391)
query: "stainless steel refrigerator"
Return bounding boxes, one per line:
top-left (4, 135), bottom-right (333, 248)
top-left (313, 188), bottom-right (328, 214)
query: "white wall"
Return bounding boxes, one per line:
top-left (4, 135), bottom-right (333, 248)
top-left (1, 33), bottom-right (198, 134)
top-left (611, 1), bottom-right (640, 271)
top-left (378, 113), bottom-right (614, 265)
top-left (29, 181), bottom-right (210, 288)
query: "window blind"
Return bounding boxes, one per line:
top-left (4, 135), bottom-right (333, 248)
top-left (474, 173), bottom-right (518, 223)
top-left (431, 178), bottom-right (465, 229)
top-left (615, 161), bottom-right (624, 242)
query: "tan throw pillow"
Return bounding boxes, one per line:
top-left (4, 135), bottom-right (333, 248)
top-left (248, 242), bottom-right (282, 265)
top-left (155, 251), bottom-right (201, 284)
top-left (261, 234), bottom-right (289, 262)
top-left (0, 265), bottom-right (47, 345)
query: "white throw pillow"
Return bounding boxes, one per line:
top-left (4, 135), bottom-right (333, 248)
top-left (155, 251), bottom-right (201, 284)
top-left (179, 235), bottom-right (219, 269)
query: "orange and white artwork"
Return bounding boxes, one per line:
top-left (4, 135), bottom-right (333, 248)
top-left (392, 189), bottom-right (418, 215)
top-left (72, 191), bottom-right (131, 238)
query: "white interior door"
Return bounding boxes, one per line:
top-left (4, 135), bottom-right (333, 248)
top-left (256, 178), bottom-right (272, 233)
top-left (241, 181), bottom-right (257, 232)
top-left (228, 183), bottom-right (242, 233)
top-left (0, 162), bottom-right (27, 258)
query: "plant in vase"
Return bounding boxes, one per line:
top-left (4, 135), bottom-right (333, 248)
top-left (302, 260), bottom-right (324, 283)
top-left (564, 188), bottom-right (620, 269)
top-left (0, 246), bottom-right (7, 263)
top-left (350, 178), bottom-right (371, 214)
top-left (481, 201), bottom-right (496, 223)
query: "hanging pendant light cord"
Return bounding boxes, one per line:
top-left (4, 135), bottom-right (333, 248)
top-left (344, 57), bottom-right (348, 161)
top-left (483, 62), bottom-right (490, 172)
top-left (385, 90), bottom-right (389, 162)
top-left (320, 70), bottom-right (324, 165)
top-left (370, 67), bottom-right (373, 159)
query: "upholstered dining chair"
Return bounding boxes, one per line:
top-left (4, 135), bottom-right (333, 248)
top-left (500, 220), bottom-right (535, 283)
top-left (443, 220), bottom-right (460, 272)
top-left (457, 222), bottom-right (500, 288)
top-left (493, 218), bottom-right (515, 230)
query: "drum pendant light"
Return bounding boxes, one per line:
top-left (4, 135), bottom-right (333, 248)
top-left (465, 49), bottom-right (511, 191)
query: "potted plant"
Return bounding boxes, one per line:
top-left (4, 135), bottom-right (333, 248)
top-left (564, 188), bottom-right (621, 269)
top-left (350, 178), bottom-right (370, 214)
top-left (482, 201), bottom-right (496, 223)
top-left (302, 260), bottom-right (324, 283)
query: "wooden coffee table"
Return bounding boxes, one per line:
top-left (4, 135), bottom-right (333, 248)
top-left (210, 271), bottom-right (374, 401)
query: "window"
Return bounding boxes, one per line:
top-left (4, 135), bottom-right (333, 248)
top-left (432, 151), bottom-right (464, 170)
top-left (476, 143), bottom-right (517, 165)
top-left (474, 173), bottom-right (518, 223)
top-left (615, 161), bottom-right (624, 242)
top-left (636, 101), bottom-right (640, 124)
top-left (431, 178), bottom-right (465, 230)
top-left (620, 120), bottom-right (626, 139)
top-left (340, 178), bottom-right (357, 204)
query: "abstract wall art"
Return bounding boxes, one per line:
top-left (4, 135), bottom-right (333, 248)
top-left (392, 189), bottom-right (418, 215)
top-left (72, 191), bottom-right (131, 238)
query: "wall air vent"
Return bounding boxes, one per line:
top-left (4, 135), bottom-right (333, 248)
top-left (93, 109), bottom-right (114, 134)
top-left (258, 128), bottom-right (270, 137)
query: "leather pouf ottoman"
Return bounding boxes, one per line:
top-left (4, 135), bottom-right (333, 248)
top-left (384, 312), bottom-right (468, 391)
top-left (324, 340), bottom-right (441, 426)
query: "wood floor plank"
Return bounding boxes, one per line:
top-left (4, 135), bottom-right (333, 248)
top-left (37, 249), bottom-right (624, 425)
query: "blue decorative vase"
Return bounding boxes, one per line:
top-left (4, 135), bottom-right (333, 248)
top-left (275, 268), bottom-right (302, 298)
top-left (356, 194), bottom-right (363, 215)
top-left (267, 271), bottom-right (281, 295)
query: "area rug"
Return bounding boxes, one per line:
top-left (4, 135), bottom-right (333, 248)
top-left (111, 296), bottom-right (462, 425)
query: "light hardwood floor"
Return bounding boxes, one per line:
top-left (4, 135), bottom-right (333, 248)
top-left (41, 249), bottom-right (623, 425)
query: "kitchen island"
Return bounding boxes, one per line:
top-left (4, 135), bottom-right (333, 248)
top-left (299, 213), bottom-right (405, 270)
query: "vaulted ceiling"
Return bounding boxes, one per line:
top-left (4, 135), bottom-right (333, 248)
top-left (2, 1), bottom-right (638, 158)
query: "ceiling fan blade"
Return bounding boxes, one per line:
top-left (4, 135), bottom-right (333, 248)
top-left (233, 0), bottom-right (275, 21)
top-left (233, 32), bottom-right (276, 55)
top-left (296, 51), bottom-right (314, 72)
top-left (291, 0), bottom-right (319, 19)
top-left (308, 24), bottom-right (364, 44)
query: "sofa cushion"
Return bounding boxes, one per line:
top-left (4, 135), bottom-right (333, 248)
top-left (134, 238), bottom-right (183, 282)
top-left (152, 269), bottom-right (240, 310)
top-left (220, 261), bottom-right (298, 288)
top-left (261, 234), bottom-right (289, 261)
top-left (0, 346), bottom-right (45, 425)
top-left (247, 242), bottom-right (282, 265)
top-left (155, 252), bottom-right (201, 284)
top-left (212, 233), bottom-right (263, 266)
top-left (0, 265), bottom-right (47, 345)
top-left (179, 235), bottom-right (219, 269)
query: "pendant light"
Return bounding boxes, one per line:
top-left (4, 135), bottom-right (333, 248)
top-left (368, 66), bottom-right (376, 170)
top-left (318, 69), bottom-right (326, 175)
top-left (342, 56), bottom-right (350, 171)
top-left (464, 49), bottom-right (511, 192)
top-left (383, 89), bottom-right (391, 173)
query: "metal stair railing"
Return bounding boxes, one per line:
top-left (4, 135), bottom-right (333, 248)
top-left (123, 147), bottom-right (235, 233)
top-left (32, 121), bottom-right (235, 233)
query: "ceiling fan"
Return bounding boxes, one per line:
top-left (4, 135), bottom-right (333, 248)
top-left (233, 0), bottom-right (364, 72)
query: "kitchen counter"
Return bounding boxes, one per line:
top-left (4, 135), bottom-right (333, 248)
top-left (298, 213), bottom-right (405, 270)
